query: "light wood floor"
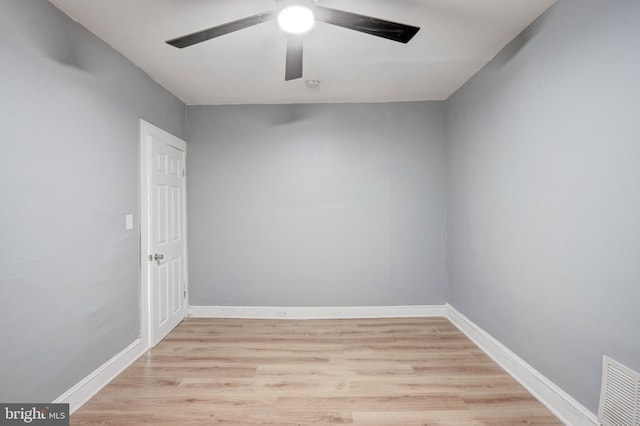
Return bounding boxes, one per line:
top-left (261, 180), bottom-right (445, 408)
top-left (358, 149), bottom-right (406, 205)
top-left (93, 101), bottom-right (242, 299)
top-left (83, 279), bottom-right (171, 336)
top-left (71, 317), bottom-right (562, 425)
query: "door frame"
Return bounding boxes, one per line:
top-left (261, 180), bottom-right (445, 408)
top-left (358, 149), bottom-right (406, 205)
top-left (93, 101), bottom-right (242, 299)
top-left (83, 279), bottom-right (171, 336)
top-left (139, 119), bottom-right (188, 349)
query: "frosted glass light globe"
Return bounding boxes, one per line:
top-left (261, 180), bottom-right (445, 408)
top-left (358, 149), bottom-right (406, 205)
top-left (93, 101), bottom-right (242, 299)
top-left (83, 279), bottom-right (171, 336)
top-left (277, 6), bottom-right (315, 34)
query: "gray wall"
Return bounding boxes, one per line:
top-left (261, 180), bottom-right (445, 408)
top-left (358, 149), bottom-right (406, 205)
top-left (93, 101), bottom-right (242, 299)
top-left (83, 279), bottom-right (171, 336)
top-left (187, 103), bottom-right (447, 306)
top-left (0, 0), bottom-right (185, 402)
top-left (445, 0), bottom-right (640, 413)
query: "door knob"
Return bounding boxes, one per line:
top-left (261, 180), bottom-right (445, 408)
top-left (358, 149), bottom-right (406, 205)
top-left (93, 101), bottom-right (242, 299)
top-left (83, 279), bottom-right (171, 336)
top-left (153, 253), bottom-right (164, 261)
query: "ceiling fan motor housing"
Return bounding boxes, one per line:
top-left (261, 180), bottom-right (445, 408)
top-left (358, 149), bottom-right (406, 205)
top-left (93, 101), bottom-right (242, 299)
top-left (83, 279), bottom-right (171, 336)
top-left (276, 0), bottom-right (316, 13)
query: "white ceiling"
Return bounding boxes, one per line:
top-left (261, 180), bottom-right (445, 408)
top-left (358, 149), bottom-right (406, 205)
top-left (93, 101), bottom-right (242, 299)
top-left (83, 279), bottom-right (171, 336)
top-left (48, 0), bottom-right (555, 105)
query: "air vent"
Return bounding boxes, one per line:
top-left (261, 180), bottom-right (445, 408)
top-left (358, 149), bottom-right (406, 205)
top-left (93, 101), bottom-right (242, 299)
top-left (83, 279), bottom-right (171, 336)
top-left (598, 356), bottom-right (640, 426)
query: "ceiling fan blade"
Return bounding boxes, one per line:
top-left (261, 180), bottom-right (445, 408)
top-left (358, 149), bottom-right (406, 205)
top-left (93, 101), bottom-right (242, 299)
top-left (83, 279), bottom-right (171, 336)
top-left (166, 11), bottom-right (275, 48)
top-left (284, 34), bottom-right (303, 81)
top-left (314, 6), bottom-right (419, 44)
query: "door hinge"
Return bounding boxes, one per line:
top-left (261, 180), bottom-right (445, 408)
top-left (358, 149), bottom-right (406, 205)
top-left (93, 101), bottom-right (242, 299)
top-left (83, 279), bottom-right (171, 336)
top-left (182, 169), bottom-right (186, 177)
top-left (183, 290), bottom-right (186, 298)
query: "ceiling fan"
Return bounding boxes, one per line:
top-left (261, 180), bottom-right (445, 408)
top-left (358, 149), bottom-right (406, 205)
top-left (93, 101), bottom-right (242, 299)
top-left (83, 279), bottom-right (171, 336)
top-left (166, 1), bottom-right (420, 81)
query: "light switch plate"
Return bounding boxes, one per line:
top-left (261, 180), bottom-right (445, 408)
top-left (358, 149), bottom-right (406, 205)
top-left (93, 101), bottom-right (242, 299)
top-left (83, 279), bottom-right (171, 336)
top-left (125, 214), bottom-right (134, 230)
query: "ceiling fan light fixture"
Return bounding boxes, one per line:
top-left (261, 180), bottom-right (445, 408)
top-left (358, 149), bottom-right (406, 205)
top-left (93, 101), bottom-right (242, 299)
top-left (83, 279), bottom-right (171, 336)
top-left (277, 5), bottom-right (315, 34)
top-left (166, 2), bottom-right (420, 81)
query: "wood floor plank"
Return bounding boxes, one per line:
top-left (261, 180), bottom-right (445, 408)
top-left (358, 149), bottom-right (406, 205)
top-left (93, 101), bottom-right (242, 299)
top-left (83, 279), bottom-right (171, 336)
top-left (71, 318), bottom-right (562, 425)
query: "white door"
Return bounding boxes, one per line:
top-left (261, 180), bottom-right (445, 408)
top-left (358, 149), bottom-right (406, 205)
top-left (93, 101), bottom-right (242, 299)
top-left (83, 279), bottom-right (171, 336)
top-left (140, 120), bottom-right (187, 347)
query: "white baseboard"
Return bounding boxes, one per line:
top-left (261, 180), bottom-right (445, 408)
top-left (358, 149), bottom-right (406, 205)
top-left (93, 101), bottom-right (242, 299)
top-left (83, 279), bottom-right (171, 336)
top-left (53, 338), bottom-right (146, 414)
top-left (445, 304), bottom-right (598, 426)
top-left (188, 305), bottom-right (446, 319)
